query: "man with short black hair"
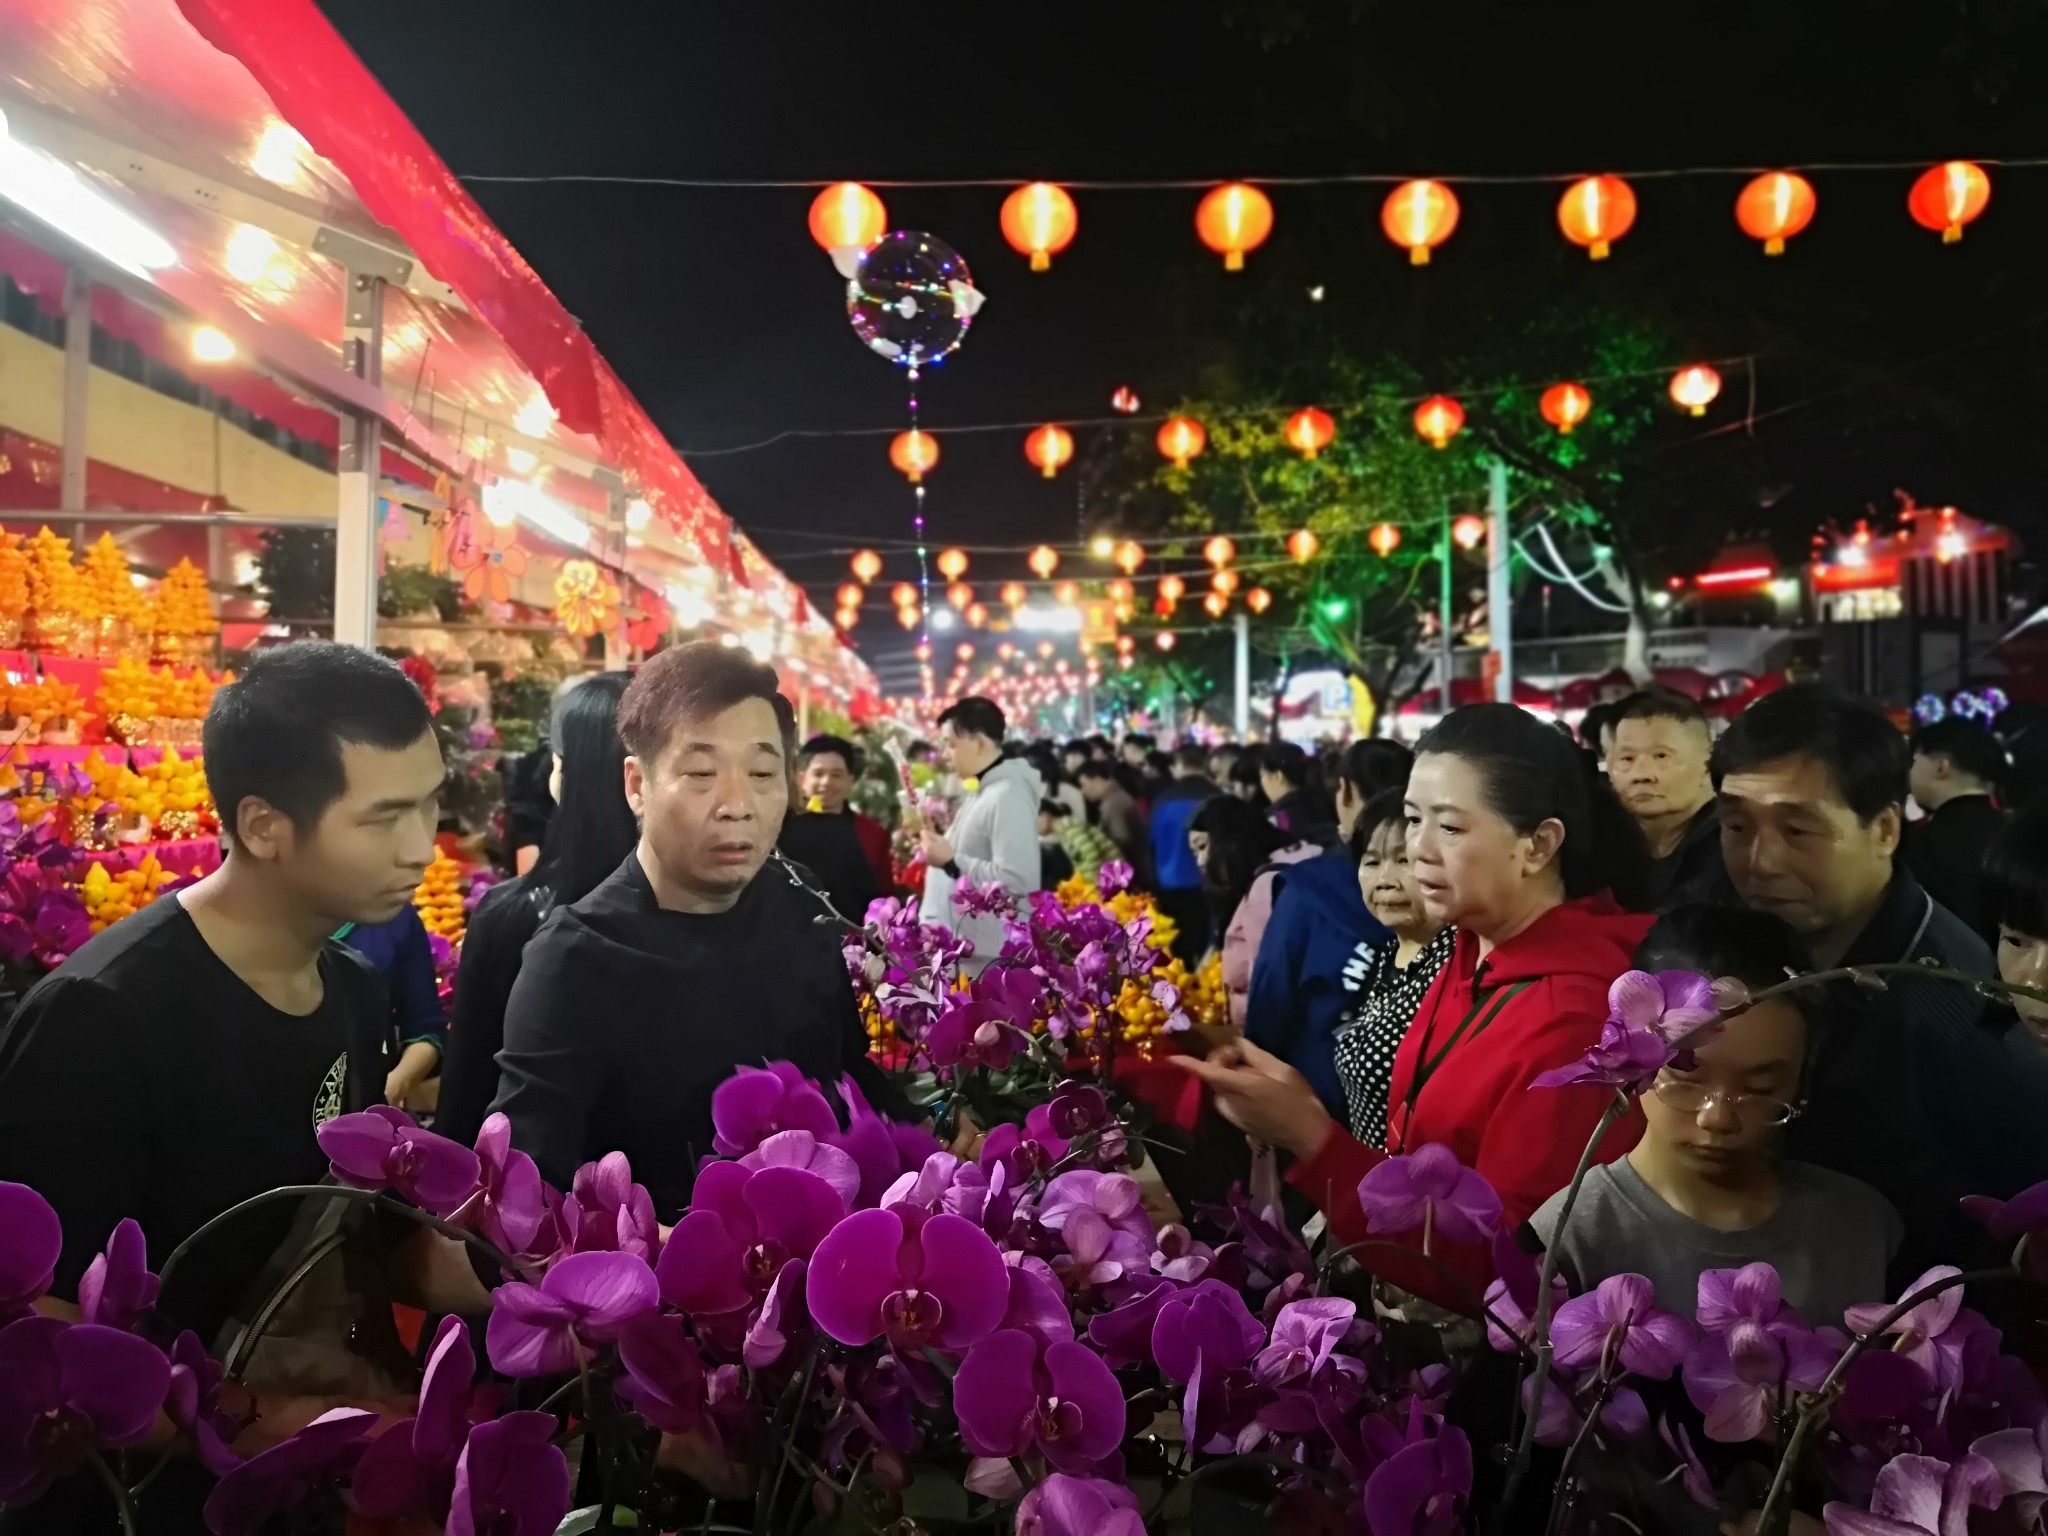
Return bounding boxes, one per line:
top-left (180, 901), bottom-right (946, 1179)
top-left (492, 642), bottom-right (910, 1208)
top-left (1715, 685), bottom-right (2048, 1273)
top-left (1906, 717), bottom-right (2008, 937)
top-left (780, 733), bottom-right (891, 919)
top-left (1148, 745), bottom-right (1220, 960)
top-left (1609, 690), bottom-right (1730, 910)
top-left (915, 696), bottom-right (1041, 968)
top-left (1077, 759), bottom-right (1149, 877)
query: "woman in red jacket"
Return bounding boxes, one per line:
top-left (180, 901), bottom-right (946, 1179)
top-left (1178, 703), bottom-right (1654, 1314)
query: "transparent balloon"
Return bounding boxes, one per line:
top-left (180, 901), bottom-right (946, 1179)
top-left (847, 231), bottom-right (984, 372)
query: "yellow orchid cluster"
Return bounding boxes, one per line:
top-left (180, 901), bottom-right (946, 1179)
top-left (75, 746), bottom-right (215, 839)
top-left (414, 850), bottom-right (468, 942)
top-left (96, 657), bottom-right (227, 741)
top-left (79, 855), bottom-right (177, 935)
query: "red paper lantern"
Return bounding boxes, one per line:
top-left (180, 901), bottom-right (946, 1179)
top-left (1203, 592), bottom-right (1230, 618)
top-left (1382, 179), bottom-right (1460, 266)
top-left (891, 582), bottom-right (919, 609)
top-left (896, 606), bottom-right (920, 630)
top-left (1203, 536), bottom-right (1236, 569)
top-left (890, 429), bottom-right (939, 483)
top-left (1212, 569), bottom-right (1241, 595)
top-left (1001, 581), bottom-right (1028, 608)
top-left (835, 582), bottom-right (864, 609)
top-left (1909, 161), bottom-right (1991, 243)
top-left (936, 548), bottom-right (969, 581)
top-left (850, 548), bottom-right (883, 584)
top-left (1028, 546), bottom-right (1060, 580)
top-left (1106, 579), bottom-right (1135, 604)
top-left (946, 582), bottom-right (973, 610)
top-left (966, 603), bottom-right (988, 628)
top-left (1024, 423), bottom-right (1076, 478)
top-left (1369, 522), bottom-right (1402, 558)
top-left (1113, 540), bottom-right (1145, 575)
top-left (1735, 172), bottom-right (1817, 256)
top-left (1414, 395), bottom-right (1465, 450)
top-left (1157, 416), bottom-right (1207, 468)
top-left (1195, 183), bottom-right (1274, 271)
top-left (1669, 365), bottom-right (1723, 417)
top-left (1557, 175), bottom-right (1637, 260)
top-left (1452, 514), bottom-right (1487, 551)
top-left (1287, 529), bottom-right (1321, 563)
top-left (1246, 587), bottom-right (1273, 614)
top-left (835, 606), bottom-right (860, 630)
top-left (1159, 575), bottom-right (1187, 603)
top-left (1001, 182), bottom-right (1079, 270)
top-left (1285, 407), bottom-right (1336, 459)
top-left (1540, 382), bottom-right (1592, 435)
top-left (807, 182), bottom-right (887, 258)
top-left (1156, 632), bottom-right (1177, 651)
top-left (1054, 581), bottom-right (1080, 607)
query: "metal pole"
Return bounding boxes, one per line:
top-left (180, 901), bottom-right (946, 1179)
top-left (1233, 610), bottom-right (1250, 740)
top-left (60, 267), bottom-right (90, 515)
top-left (1438, 502), bottom-right (1455, 714)
top-left (1487, 458), bottom-right (1514, 704)
top-left (333, 269), bottom-right (385, 648)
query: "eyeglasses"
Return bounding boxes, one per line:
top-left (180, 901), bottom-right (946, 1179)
top-left (1650, 1077), bottom-right (1802, 1127)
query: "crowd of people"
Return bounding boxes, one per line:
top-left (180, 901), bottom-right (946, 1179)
top-left (1, 635), bottom-right (2046, 1529)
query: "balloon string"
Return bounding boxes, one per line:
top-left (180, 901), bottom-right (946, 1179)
top-left (909, 364), bottom-right (931, 699)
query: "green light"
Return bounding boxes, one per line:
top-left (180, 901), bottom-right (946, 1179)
top-left (1319, 596), bottom-right (1352, 621)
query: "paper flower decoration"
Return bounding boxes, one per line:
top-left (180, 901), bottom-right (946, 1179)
top-left (554, 560), bottom-right (619, 639)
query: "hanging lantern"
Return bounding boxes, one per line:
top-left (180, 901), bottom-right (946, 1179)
top-left (1113, 539), bottom-right (1145, 575)
top-left (1110, 386), bottom-right (1141, 415)
top-left (1909, 161), bottom-right (1991, 243)
top-left (1157, 415), bottom-right (1207, 468)
top-left (1001, 580), bottom-right (1028, 608)
top-left (1556, 175), bottom-right (1637, 260)
top-left (956, 643), bottom-right (976, 662)
top-left (1054, 580), bottom-right (1080, 607)
top-left (896, 606), bottom-right (920, 630)
top-left (1159, 574), bottom-right (1187, 603)
top-left (1452, 514), bottom-right (1487, 551)
top-left (1106, 578), bottom-right (1135, 604)
top-left (1000, 182), bottom-right (1079, 270)
top-left (1024, 423), bottom-right (1076, 478)
top-left (1735, 172), bottom-right (1817, 255)
top-left (1382, 179), bottom-right (1460, 265)
top-left (1669, 365), bottom-right (1723, 417)
top-left (1153, 595), bottom-right (1177, 618)
top-left (1212, 569), bottom-right (1241, 595)
top-left (1287, 528), bottom-right (1321, 563)
top-left (1195, 183), bottom-right (1274, 270)
top-left (1540, 382), bottom-right (1592, 435)
top-left (891, 581), bottom-right (919, 609)
top-left (1201, 535), bottom-right (1235, 570)
top-left (1246, 586), bottom-right (1273, 614)
top-left (916, 643), bottom-right (933, 662)
top-left (850, 548), bottom-right (883, 584)
top-left (835, 605), bottom-right (859, 630)
top-left (946, 582), bottom-right (973, 610)
top-left (807, 183), bottom-right (888, 275)
top-left (936, 547), bottom-right (969, 581)
top-left (835, 582), bottom-right (864, 609)
top-left (1414, 395), bottom-right (1465, 450)
top-left (1037, 641), bottom-right (1057, 659)
top-left (1157, 632), bottom-right (1177, 652)
top-left (1028, 545), bottom-right (1060, 580)
top-left (1369, 522), bottom-right (1402, 558)
top-left (966, 602), bottom-right (988, 628)
top-left (1203, 591), bottom-right (1230, 618)
top-left (1285, 407), bottom-right (1336, 459)
top-left (890, 429), bottom-right (940, 483)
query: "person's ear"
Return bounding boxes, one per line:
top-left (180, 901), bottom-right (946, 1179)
top-left (1524, 817), bottom-right (1566, 878)
top-left (1872, 803), bottom-right (1903, 859)
top-left (624, 755), bottom-right (648, 817)
top-left (234, 796), bottom-right (294, 863)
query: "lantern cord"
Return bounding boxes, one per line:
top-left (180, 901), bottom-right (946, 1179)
top-left (460, 157), bottom-right (2048, 190)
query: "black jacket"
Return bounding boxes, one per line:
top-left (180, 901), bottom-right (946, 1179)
top-left (1647, 801), bottom-right (1735, 913)
top-left (1905, 794), bottom-right (2005, 941)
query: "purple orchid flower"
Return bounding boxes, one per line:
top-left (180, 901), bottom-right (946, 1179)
top-left (1152, 1280), bottom-right (1267, 1386)
top-left (1000, 1264), bottom-right (1075, 1348)
top-left (1483, 1228), bottom-right (1568, 1356)
top-left (1844, 1267), bottom-right (1993, 1396)
top-left (980, 1122), bottom-right (1058, 1186)
top-left (1015, 1473), bottom-right (1147, 1536)
top-left (1697, 1262), bottom-right (1809, 1336)
top-left (1684, 1318), bottom-right (1844, 1443)
top-left (1356, 1143), bottom-right (1501, 1248)
top-left (485, 1250), bottom-right (659, 1377)
top-left (0, 1315), bottom-right (171, 1503)
top-left (1362, 1417), bottom-right (1472, 1536)
top-left (0, 1181), bottom-right (61, 1322)
top-left (711, 1061), bottom-right (838, 1158)
top-left (201, 1407), bottom-right (377, 1536)
top-left (807, 1208), bottom-right (1009, 1353)
top-left (656, 1161), bottom-right (844, 1318)
top-left (1531, 968), bottom-right (1721, 1090)
top-left (1961, 1179), bottom-right (2048, 1280)
top-left (1551, 1274), bottom-right (1697, 1383)
top-left (744, 1256), bottom-right (807, 1368)
top-left (351, 1314), bottom-right (480, 1521)
top-left (617, 1312), bottom-right (711, 1436)
top-left (884, 1152), bottom-right (997, 1227)
top-left (829, 1075), bottom-right (941, 1210)
top-left (471, 1114), bottom-right (550, 1258)
top-left (1971, 1422), bottom-right (2048, 1531)
top-left (318, 1104), bottom-right (481, 1217)
top-left (447, 1411), bottom-right (571, 1536)
top-left (1038, 1170), bottom-right (1153, 1246)
top-left (1253, 1297), bottom-right (1357, 1388)
top-left (1087, 1274), bottom-right (1180, 1369)
top-left (739, 1129), bottom-right (861, 1209)
top-left (955, 1327), bottom-right (1126, 1473)
top-left (951, 877), bottom-right (1014, 919)
top-left (926, 995), bottom-right (1024, 1071)
top-left (1051, 1207), bottom-right (1151, 1294)
top-left (165, 1330), bottom-right (241, 1476)
top-left (1152, 1223), bottom-right (1220, 1283)
top-left (1097, 861), bottom-right (1135, 897)
top-left (561, 1152), bottom-right (662, 1263)
top-left (77, 1217), bottom-right (159, 1334)
top-left (1820, 1450), bottom-right (2004, 1536)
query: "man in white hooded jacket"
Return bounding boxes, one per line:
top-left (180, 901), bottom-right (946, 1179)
top-left (918, 696), bottom-right (1042, 971)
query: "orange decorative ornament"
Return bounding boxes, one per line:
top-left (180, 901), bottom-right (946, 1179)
top-left (1212, 569), bottom-right (1241, 596)
top-left (1246, 587), bottom-right (1273, 614)
top-left (1369, 522), bottom-right (1402, 558)
top-left (1001, 182), bottom-right (1078, 271)
top-left (1909, 161), bottom-right (1990, 243)
top-left (1287, 529), bottom-right (1320, 563)
top-left (1540, 382), bottom-right (1592, 435)
top-left (891, 582), bottom-right (919, 609)
top-left (890, 429), bottom-right (940, 484)
top-left (1452, 514), bottom-right (1487, 551)
top-left (1028, 545), bottom-right (1061, 580)
top-left (1735, 172), bottom-right (1817, 255)
top-left (936, 547), bottom-right (969, 581)
top-left (1001, 580), bottom-right (1029, 608)
top-left (835, 582), bottom-right (864, 610)
top-left (946, 582), bottom-right (973, 610)
top-left (965, 602), bottom-right (989, 628)
top-left (1203, 592), bottom-right (1230, 618)
top-left (1113, 540), bottom-right (1145, 575)
top-left (808, 183), bottom-right (888, 276)
top-left (1195, 183), bottom-right (1273, 271)
top-left (1557, 175), bottom-right (1636, 260)
top-left (850, 548), bottom-right (883, 584)
top-left (1024, 423), bottom-right (1075, 479)
top-left (1669, 365), bottom-right (1723, 417)
top-left (1157, 416), bottom-right (1207, 468)
top-left (456, 520), bottom-right (528, 606)
top-left (1382, 179), bottom-right (1460, 265)
top-left (1414, 395), bottom-right (1465, 450)
top-left (1285, 407), bottom-right (1336, 459)
top-left (1203, 536), bottom-right (1236, 570)
top-left (1159, 575), bottom-right (1187, 603)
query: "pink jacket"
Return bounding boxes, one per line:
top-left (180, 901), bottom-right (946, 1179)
top-left (1221, 842), bottom-right (1322, 1028)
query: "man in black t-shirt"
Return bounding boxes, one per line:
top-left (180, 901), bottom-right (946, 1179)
top-left (0, 642), bottom-right (444, 1530)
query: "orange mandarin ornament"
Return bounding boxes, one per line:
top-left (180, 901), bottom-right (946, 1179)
top-left (1557, 175), bottom-right (1636, 260)
top-left (1195, 183), bottom-right (1273, 271)
top-left (1382, 179), bottom-right (1459, 265)
top-left (1000, 182), bottom-right (1078, 270)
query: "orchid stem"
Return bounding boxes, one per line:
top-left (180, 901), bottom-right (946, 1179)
top-left (87, 1450), bottom-right (138, 1536)
top-left (1314, 1239), bottom-right (1531, 1354)
top-left (1545, 1375), bottom-right (1618, 1536)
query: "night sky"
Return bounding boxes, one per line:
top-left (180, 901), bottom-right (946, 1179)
top-left (319, 0), bottom-right (2048, 690)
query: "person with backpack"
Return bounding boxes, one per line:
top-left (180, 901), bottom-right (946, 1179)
top-left (1148, 744), bottom-right (1221, 961)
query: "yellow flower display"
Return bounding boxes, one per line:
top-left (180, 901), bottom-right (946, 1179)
top-left (79, 534), bottom-right (143, 625)
top-left (0, 532), bottom-right (29, 642)
top-left (414, 849), bottom-right (467, 942)
top-left (79, 855), bottom-right (176, 935)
